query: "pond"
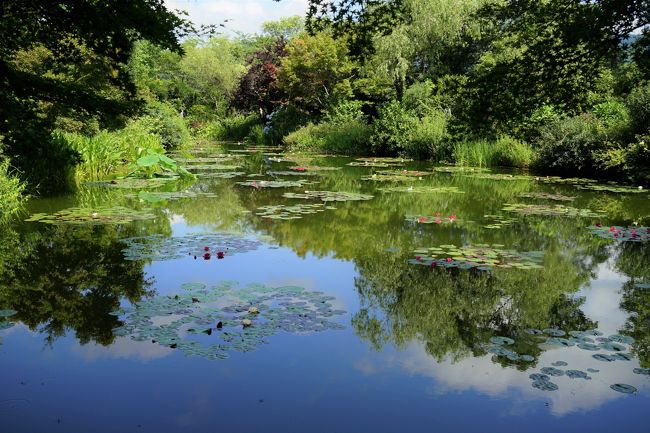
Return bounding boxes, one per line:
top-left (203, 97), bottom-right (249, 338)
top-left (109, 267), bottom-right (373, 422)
top-left (1, 143), bottom-right (650, 432)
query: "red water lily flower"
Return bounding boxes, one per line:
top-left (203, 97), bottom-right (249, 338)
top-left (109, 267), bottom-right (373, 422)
top-left (217, 251), bottom-right (225, 259)
top-left (430, 262), bottom-right (437, 268)
top-left (204, 246), bottom-right (210, 251)
top-left (415, 256), bottom-right (422, 261)
top-left (595, 222), bottom-right (602, 227)
top-left (203, 253), bottom-right (211, 260)
top-left (449, 214), bottom-right (457, 221)
top-left (435, 218), bottom-right (442, 224)
top-left (446, 257), bottom-right (453, 263)
top-left (417, 217), bottom-right (427, 223)
top-left (609, 226), bottom-right (617, 232)
top-left (252, 181), bottom-right (259, 189)
top-left (293, 167), bottom-right (306, 172)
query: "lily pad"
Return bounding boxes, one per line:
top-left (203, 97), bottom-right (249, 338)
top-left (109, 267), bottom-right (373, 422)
top-left (379, 186), bottom-right (465, 194)
top-left (433, 166), bottom-right (491, 173)
top-left (406, 214), bottom-right (460, 225)
top-left (608, 335), bottom-right (635, 344)
top-left (267, 171), bottom-right (320, 177)
top-left (236, 179), bottom-right (316, 189)
top-left (410, 244), bottom-right (543, 271)
top-left (610, 383), bottom-right (637, 394)
top-left (633, 368), bottom-right (650, 376)
top-left (85, 177), bottom-right (177, 189)
top-left (566, 370), bottom-right (591, 380)
top-left (502, 203), bottom-right (604, 218)
top-left (111, 281), bottom-right (345, 360)
top-left (593, 353), bottom-right (616, 362)
top-left (121, 233), bottom-right (262, 261)
top-left (26, 206), bottom-right (156, 225)
top-left (541, 367), bottom-right (565, 376)
top-left (543, 328), bottom-right (566, 337)
top-left (490, 336), bottom-right (515, 345)
top-left (532, 380), bottom-right (559, 391)
top-left (283, 191), bottom-right (374, 202)
top-left (552, 361), bottom-right (568, 367)
top-left (587, 226), bottom-right (650, 242)
top-left (518, 192), bottom-right (575, 202)
top-left (256, 203), bottom-right (331, 220)
top-left (600, 342), bottom-right (627, 352)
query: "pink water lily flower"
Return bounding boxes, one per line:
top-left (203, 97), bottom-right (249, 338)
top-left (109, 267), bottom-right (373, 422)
top-left (446, 257), bottom-right (453, 263)
top-left (417, 217), bottom-right (427, 223)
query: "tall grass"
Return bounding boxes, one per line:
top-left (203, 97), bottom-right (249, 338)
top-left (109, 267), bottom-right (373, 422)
top-left (58, 123), bottom-right (166, 181)
top-left (0, 159), bottom-right (27, 222)
top-left (453, 136), bottom-right (535, 168)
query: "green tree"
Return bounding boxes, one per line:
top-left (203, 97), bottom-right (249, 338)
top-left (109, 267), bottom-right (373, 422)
top-left (278, 32), bottom-right (356, 114)
top-left (0, 1), bottom-right (187, 192)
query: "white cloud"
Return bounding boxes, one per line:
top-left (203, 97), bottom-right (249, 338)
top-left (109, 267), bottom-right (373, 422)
top-left (165, 0), bottom-right (309, 35)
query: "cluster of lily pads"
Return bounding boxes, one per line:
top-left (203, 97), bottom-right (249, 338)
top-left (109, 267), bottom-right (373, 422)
top-left (518, 192), bottom-right (575, 202)
top-left (127, 190), bottom-right (218, 203)
top-left (379, 186), bottom-right (464, 194)
top-left (588, 225), bottom-right (650, 242)
top-left (26, 206), bottom-right (156, 225)
top-left (283, 190), bottom-right (374, 202)
top-left (432, 166), bottom-right (490, 173)
top-left (183, 164), bottom-right (243, 171)
top-left (576, 184), bottom-right (647, 194)
top-left (256, 203), bottom-right (335, 220)
top-left (267, 170), bottom-right (320, 177)
top-left (410, 244), bottom-right (544, 271)
top-left (288, 165), bottom-right (341, 172)
top-left (236, 179), bottom-right (316, 189)
top-left (120, 233), bottom-right (263, 261)
top-left (502, 203), bottom-right (604, 218)
top-left (487, 328), bottom-right (645, 394)
top-left (361, 173), bottom-right (425, 182)
top-left (482, 214), bottom-right (519, 230)
top-left (110, 281), bottom-right (345, 360)
top-left (195, 171), bottom-right (246, 179)
top-left (406, 213), bottom-right (459, 225)
top-left (86, 178), bottom-right (177, 189)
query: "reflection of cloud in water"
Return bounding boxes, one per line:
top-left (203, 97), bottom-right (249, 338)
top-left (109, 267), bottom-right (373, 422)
top-left (358, 341), bottom-right (649, 416)
top-left (579, 260), bottom-right (628, 334)
top-left (71, 336), bottom-right (172, 362)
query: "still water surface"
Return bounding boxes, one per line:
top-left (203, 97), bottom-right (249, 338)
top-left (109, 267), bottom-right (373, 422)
top-left (1, 144), bottom-right (649, 432)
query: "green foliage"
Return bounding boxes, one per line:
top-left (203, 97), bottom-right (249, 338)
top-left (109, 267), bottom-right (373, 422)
top-left (247, 124), bottom-right (266, 145)
top-left (371, 101), bottom-right (449, 159)
top-left (279, 32), bottom-right (356, 114)
top-left (0, 158), bottom-right (27, 222)
top-left (265, 105), bottom-right (311, 145)
top-left (534, 115), bottom-right (606, 174)
top-left (261, 16), bottom-right (304, 40)
top-left (592, 100), bottom-right (632, 139)
top-left (453, 136), bottom-right (535, 168)
top-left (201, 114), bottom-right (260, 141)
top-left (626, 83), bottom-right (650, 135)
top-left (284, 120), bottom-right (371, 154)
top-left (127, 149), bottom-right (194, 179)
top-left (133, 101), bottom-right (191, 150)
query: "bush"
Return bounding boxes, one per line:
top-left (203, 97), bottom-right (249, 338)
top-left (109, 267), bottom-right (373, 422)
top-left (453, 136), bottom-right (534, 168)
top-left (246, 124), bottom-right (266, 145)
top-left (371, 101), bottom-right (450, 159)
top-left (517, 104), bottom-right (563, 142)
top-left (622, 135), bottom-right (650, 184)
top-left (201, 113), bottom-right (260, 141)
top-left (534, 114), bottom-right (605, 174)
top-left (0, 158), bottom-right (27, 222)
top-left (134, 101), bottom-right (191, 150)
top-left (626, 83), bottom-right (650, 135)
top-left (284, 119), bottom-right (371, 154)
top-left (592, 100), bottom-right (631, 140)
top-left (265, 105), bottom-right (311, 145)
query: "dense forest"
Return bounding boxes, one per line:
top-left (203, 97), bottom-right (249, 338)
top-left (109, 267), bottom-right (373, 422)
top-left (1, 0), bottom-right (649, 221)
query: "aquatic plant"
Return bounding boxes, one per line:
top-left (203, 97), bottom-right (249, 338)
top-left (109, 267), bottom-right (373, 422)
top-left (288, 165), bottom-right (342, 172)
top-left (267, 171), bottom-right (320, 177)
top-left (502, 203), bottom-right (604, 218)
top-left (410, 244), bottom-right (544, 271)
top-left (379, 186), bottom-right (464, 194)
top-left (86, 178), bottom-right (178, 189)
top-left (283, 190), bottom-right (374, 202)
top-left (406, 213), bottom-right (460, 225)
top-left (26, 206), bottom-right (156, 225)
top-left (588, 225), bottom-right (650, 242)
top-left (111, 281), bottom-right (346, 360)
top-left (120, 233), bottom-right (263, 261)
top-left (236, 179), bottom-right (316, 188)
top-left (518, 192), bottom-right (575, 201)
top-left (256, 203), bottom-right (335, 220)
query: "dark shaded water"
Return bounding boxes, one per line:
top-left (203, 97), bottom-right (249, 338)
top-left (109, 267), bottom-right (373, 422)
top-left (1, 144), bottom-right (649, 432)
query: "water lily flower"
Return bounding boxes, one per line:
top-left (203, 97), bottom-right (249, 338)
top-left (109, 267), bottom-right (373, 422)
top-left (446, 257), bottom-right (453, 263)
top-left (217, 251), bottom-right (225, 259)
top-left (415, 256), bottom-right (422, 261)
top-left (435, 218), bottom-right (442, 224)
top-left (595, 222), bottom-right (602, 227)
top-left (203, 253), bottom-right (211, 260)
top-left (417, 217), bottom-right (427, 223)
top-left (435, 212), bottom-right (441, 217)
top-left (449, 215), bottom-right (457, 221)
top-left (430, 262), bottom-right (437, 268)
top-left (609, 226), bottom-right (617, 232)
top-left (294, 167), bottom-right (306, 172)
top-left (252, 181), bottom-right (259, 189)
top-left (204, 246), bottom-right (210, 251)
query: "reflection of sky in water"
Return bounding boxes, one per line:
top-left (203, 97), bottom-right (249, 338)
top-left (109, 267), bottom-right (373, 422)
top-left (3, 202), bottom-right (650, 431)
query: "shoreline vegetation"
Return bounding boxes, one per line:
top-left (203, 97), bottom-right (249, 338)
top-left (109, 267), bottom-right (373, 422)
top-left (2, 2), bottom-right (649, 223)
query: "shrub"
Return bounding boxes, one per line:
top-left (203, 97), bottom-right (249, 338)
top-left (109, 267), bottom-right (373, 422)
top-left (626, 83), bottom-right (650, 135)
top-left (284, 119), bottom-right (371, 154)
top-left (533, 114), bottom-right (605, 174)
top-left (592, 100), bottom-right (631, 140)
top-left (622, 135), bottom-right (650, 184)
top-left (201, 113), bottom-right (260, 141)
top-left (135, 101), bottom-right (191, 150)
top-left (246, 124), bottom-right (266, 144)
top-left (265, 105), bottom-right (311, 145)
top-left (453, 136), bottom-right (534, 168)
top-left (0, 158), bottom-right (27, 222)
top-left (517, 104), bottom-right (563, 142)
top-left (371, 101), bottom-right (450, 159)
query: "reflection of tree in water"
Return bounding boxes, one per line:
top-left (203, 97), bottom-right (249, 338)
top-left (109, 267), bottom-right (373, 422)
top-left (614, 242), bottom-right (650, 368)
top-left (0, 224), bottom-right (152, 346)
top-left (352, 244), bottom-right (598, 368)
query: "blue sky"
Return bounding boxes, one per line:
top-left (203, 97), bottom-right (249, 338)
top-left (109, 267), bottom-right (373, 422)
top-left (165, 0), bottom-right (309, 35)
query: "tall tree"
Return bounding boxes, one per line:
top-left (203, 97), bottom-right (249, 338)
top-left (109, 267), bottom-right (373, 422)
top-left (0, 1), bottom-right (188, 191)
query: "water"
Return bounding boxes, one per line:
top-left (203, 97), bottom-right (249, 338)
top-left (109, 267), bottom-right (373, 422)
top-left (1, 144), bottom-right (649, 432)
